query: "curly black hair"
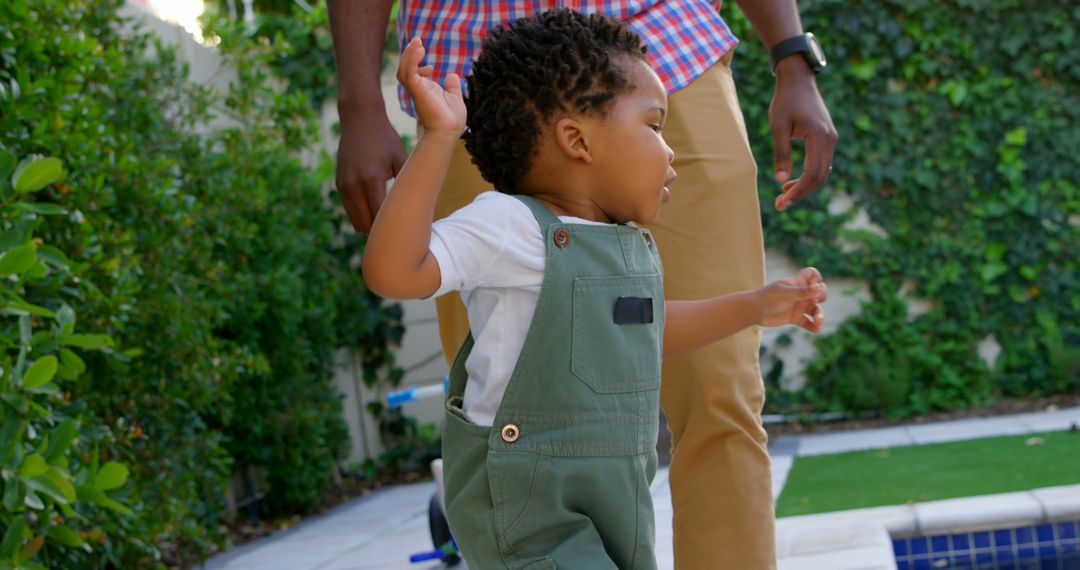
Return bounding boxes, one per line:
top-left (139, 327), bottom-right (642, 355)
top-left (462, 9), bottom-right (648, 193)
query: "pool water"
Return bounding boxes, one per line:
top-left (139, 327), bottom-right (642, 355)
top-left (893, 520), bottom-right (1080, 569)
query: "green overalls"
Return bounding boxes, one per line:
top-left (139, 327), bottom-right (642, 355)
top-left (442, 195), bottom-right (665, 569)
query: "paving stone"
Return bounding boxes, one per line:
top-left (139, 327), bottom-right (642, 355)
top-left (915, 491), bottom-right (1043, 534)
top-left (1031, 484), bottom-right (1080, 521)
top-left (796, 427), bottom-right (913, 456)
top-left (906, 416), bottom-right (1028, 445)
top-left (1015, 407), bottom-right (1080, 433)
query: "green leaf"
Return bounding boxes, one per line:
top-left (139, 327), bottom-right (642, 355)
top-left (47, 524), bottom-right (83, 548)
top-left (25, 468), bottom-right (76, 504)
top-left (15, 201), bottom-right (67, 215)
top-left (26, 381), bottom-right (60, 395)
top-left (0, 149), bottom-right (15, 182)
top-left (18, 453), bottom-right (48, 478)
top-left (12, 156), bottom-right (63, 193)
top-left (59, 348), bottom-right (85, 373)
top-left (56, 363), bottom-right (79, 382)
top-left (95, 462), bottom-right (129, 492)
top-left (3, 479), bottom-right (25, 511)
top-left (76, 485), bottom-right (132, 515)
top-left (4, 299), bottom-right (56, 318)
top-left (0, 516), bottom-right (28, 559)
top-left (43, 419), bottom-right (78, 463)
top-left (24, 489), bottom-right (44, 510)
top-left (0, 229), bottom-right (24, 252)
top-left (37, 245), bottom-right (71, 270)
top-left (97, 496), bottom-right (133, 516)
top-left (0, 242), bottom-right (37, 276)
top-left (21, 356), bottom-right (58, 390)
top-left (1004, 127), bottom-right (1027, 146)
top-left (62, 334), bottom-right (114, 350)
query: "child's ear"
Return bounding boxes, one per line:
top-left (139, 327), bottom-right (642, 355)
top-left (554, 117), bottom-right (592, 164)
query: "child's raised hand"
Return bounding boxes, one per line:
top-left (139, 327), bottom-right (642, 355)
top-left (397, 38), bottom-right (466, 136)
top-left (756, 267), bottom-right (827, 332)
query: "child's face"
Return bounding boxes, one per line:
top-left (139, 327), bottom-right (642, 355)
top-left (587, 58), bottom-right (676, 224)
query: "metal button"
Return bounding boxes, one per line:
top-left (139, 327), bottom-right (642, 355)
top-left (553, 228), bottom-right (570, 248)
top-left (642, 231), bottom-right (653, 246)
top-left (500, 423), bottom-right (520, 443)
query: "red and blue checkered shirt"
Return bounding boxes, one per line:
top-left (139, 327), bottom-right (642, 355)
top-left (395, 1), bottom-right (738, 116)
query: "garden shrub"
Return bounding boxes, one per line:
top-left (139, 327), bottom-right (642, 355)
top-left (1, 0), bottom-right (402, 566)
top-left (0, 152), bottom-right (133, 569)
top-left (724, 1), bottom-right (1078, 415)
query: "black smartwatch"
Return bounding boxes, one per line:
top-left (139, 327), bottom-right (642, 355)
top-left (770, 32), bottom-right (826, 74)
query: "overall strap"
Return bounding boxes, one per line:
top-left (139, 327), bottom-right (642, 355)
top-left (512, 194), bottom-right (562, 229)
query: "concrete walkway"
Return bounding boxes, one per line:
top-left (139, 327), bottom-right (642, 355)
top-left (202, 406), bottom-right (1080, 570)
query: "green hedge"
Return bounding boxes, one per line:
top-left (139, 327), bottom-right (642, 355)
top-left (724, 1), bottom-right (1079, 416)
top-left (1, 0), bottom-right (402, 566)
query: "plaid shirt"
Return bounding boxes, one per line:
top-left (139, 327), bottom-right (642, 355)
top-left (395, 1), bottom-right (737, 116)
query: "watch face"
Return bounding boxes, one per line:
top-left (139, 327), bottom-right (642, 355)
top-left (808, 33), bottom-right (826, 67)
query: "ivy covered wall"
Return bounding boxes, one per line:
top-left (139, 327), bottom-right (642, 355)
top-left (724, 0), bottom-right (1079, 417)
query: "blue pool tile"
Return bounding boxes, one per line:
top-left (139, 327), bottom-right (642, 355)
top-left (896, 560), bottom-right (910, 570)
top-left (1061, 522), bottom-right (1078, 540)
top-left (1016, 527), bottom-right (1034, 545)
top-left (952, 554), bottom-right (974, 567)
top-left (994, 562), bottom-right (1017, 570)
top-left (953, 533), bottom-right (971, 550)
top-left (1017, 546), bottom-right (1036, 559)
top-left (912, 537), bottom-right (929, 555)
top-left (1040, 557), bottom-right (1059, 570)
top-left (975, 550), bottom-right (993, 565)
top-left (998, 549), bottom-right (1015, 562)
top-left (1036, 524), bottom-right (1054, 543)
top-left (895, 538), bottom-right (909, 556)
top-left (1039, 544), bottom-right (1059, 556)
top-left (933, 535), bottom-right (952, 553)
top-left (912, 558), bottom-right (931, 570)
top-left (995, 530), bottom-right (1013, 547)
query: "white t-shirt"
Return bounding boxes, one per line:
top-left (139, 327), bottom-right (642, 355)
top-left (429, 191), bottom-right (613, 426)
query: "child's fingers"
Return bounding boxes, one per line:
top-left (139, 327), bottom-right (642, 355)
top-left (396, 38), bottom-right (425, 86)
top-left (801, 304), bottom-right (825, 332)
top-left (418, 65), bottom-right (435, 77)
top-left (444, 72), bottom-right (462, 98)
top-left (797, 266), bottom-right (824, 286)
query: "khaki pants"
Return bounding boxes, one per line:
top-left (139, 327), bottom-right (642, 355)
top-left (431, 50), bottom-right (774, 569)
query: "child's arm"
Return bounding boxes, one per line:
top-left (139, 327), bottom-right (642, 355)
top-left (362, 39), bottom-right (466, 300)
top-left (663, 267), bottom-right (827, 357)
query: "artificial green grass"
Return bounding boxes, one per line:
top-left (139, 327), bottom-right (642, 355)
top-left (775, 430), bottom-right (1080, 518)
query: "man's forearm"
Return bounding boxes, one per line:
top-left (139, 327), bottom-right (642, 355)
top-left (732, 0), bottom-right (804, 51)
top-left (327, 0), bottom-right (395, 114)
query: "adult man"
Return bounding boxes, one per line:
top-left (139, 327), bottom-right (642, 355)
top-left (328, 1), bottom-right (836, 567)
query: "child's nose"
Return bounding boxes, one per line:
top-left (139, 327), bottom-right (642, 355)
top-left (666, 142), bottom-right (675, 163)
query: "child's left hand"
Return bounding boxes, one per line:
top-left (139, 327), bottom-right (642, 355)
top-left (756, 267), bottom-right (827, 332)
top-left (397, 38), bottom-right (466, 136)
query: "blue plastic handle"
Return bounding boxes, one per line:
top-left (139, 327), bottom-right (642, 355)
top-left (409, 550), bottom-right (441, 562)
top-left (387, 388), bottom-right (417, 408)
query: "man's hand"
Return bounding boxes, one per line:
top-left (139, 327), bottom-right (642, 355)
top-left (756, 266), bottom-right (827, 332)
top-left (770, 58), bottom-right (838, 211)
top-left (335, 112), bottom-right (406, 233)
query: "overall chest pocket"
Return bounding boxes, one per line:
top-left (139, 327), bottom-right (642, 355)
top-left (571, 275), bottom-right (663, 394)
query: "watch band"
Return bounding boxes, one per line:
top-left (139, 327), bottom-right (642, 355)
top-left (770, 33), bottom-right (825, 74)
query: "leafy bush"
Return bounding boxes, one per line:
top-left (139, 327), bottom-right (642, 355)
top-left (0, 153), bottom-right (133, 569)
top-left (2, 0), bottom-right (403, 565)
top-left (725, 1), bottom-right (1079, 415)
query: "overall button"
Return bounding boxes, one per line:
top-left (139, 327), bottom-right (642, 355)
top-left (642, 231), bottom-right (653, 246)
top-left (500, 423), bottom-right (520, 443)
top-left (553, 228), bottom-right (570, 248)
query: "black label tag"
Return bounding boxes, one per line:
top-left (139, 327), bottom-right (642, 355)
top-left (613, 297), bottom-right (654, 325)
